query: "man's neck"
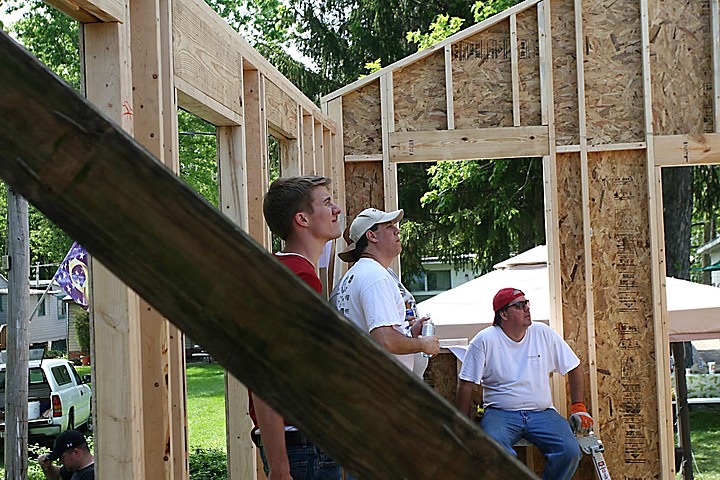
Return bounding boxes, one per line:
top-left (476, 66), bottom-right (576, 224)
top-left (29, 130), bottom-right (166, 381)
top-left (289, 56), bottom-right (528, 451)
top-left (282, 238), bottom-right (322, 269)
top-left (360, 250), bottom-right (391, 269)
top-left (500, 324), bottom-right (527, 342)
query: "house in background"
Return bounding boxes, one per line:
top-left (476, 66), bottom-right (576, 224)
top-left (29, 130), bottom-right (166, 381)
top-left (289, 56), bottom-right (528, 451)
top-left (697, 237), bottom-right (720, 287)
top-left (405, 256), bottom-right (477, 302)
top-left (0, 273), bottom-right (70, 352)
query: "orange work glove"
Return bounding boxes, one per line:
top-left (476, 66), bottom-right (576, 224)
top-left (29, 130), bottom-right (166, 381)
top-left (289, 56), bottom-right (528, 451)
top-left (568, 402), bottom-right (594, 434)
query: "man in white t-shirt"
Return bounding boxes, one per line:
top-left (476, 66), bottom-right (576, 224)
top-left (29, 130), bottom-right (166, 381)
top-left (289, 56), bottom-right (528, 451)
top-left (333, 208), bottom-right (439, 372)
top-left (456, 287), bottom-right (594, 480)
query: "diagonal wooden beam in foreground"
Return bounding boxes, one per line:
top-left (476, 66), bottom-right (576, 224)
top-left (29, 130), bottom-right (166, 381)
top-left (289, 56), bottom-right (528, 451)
top-left (0, 30), bottom-right (535, 479)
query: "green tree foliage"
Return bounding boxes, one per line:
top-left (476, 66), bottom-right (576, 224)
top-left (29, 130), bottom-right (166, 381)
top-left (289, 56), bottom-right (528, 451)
top-left (291, 0), bottom-right (478, 87)
top-left (178, 111), bottom-right (219, 206)
top-left (5, 0), bottom-right (80, 90)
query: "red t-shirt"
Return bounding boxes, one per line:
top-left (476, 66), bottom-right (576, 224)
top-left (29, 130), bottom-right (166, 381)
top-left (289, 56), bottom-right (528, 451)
top-left (248, 253), bottom-right (321, 428)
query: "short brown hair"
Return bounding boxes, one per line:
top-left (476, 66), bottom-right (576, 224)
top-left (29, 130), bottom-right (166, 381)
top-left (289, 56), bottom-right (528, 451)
top-left (263, 176), bottom-right (331, 240)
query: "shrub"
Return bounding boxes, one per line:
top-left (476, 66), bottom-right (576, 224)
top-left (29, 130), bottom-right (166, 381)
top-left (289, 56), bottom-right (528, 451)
top-left (74, 309), bottom-right (90, 354)
top-left (188, 446), bottom-right (227, 479)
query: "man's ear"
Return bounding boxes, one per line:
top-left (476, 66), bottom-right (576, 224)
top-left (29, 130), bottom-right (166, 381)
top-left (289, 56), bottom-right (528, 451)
top-left (294, 211), bottom-right (309, 228)
top-left (366, 229), bottom-right (377, 244)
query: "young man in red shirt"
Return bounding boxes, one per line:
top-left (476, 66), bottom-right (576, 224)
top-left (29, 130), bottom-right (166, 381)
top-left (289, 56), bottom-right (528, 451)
top-left (252, 175), bottom-right (343, 480)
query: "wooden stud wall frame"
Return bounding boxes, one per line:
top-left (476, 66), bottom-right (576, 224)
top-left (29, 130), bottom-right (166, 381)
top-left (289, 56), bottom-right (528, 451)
top-left (22, 0), bottom-right (339, 477)
top-left (322, 0), bottom-right (720, 477)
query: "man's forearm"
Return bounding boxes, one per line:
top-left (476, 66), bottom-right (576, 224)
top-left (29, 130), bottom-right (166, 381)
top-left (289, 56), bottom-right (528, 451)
top-left (456, 380), bottom-right (476, 419)
top-left (567, 366), bottom-right (585, 404)
top-left (254, 395), bottom-right (292, 479)
top-left (371, 326), bottom-right (439, 355)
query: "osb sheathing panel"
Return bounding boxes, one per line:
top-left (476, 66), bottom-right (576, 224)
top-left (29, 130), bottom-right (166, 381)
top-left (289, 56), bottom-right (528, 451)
top-left (550, 0), bottom-right (579, 145)
top-left (344, 162), bottom-right (384, 221)
top-left (582, 1), bottom-right (644, 144)
top-left (423, 353), bottom-right (457, 404)
top-left (649, 0), bottom-right (713, 135)
top-left (516, 9), bottom-right (542, 127)
top-left (588, 150), bottom-right (659, 476)
top-left (342, 82), bottom-right (382, 156)
top-left (555, 152), bottom-right (596, 478)
top-left (556, 153), bottom-right (587, 358)
top-left (452, 21), bottom-right (513, 129)
top-left (393, 51), bottom-right (447, 132)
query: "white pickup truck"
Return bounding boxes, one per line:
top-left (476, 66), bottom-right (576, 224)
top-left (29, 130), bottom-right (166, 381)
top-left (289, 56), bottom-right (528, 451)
top-left (0, 350), bottom-right (92, 439)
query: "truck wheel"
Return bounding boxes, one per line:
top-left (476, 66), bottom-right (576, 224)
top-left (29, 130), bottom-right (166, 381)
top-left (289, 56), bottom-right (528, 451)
top-left (80, 406), bottom-right (93, 432)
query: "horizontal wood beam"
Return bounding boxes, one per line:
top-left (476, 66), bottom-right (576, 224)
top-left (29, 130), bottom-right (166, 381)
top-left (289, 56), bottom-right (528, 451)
top-left (44, 0), bottom-right (123, 23)
top-left (0, 30), bottom-right (533, 480)
top-left (653, 133), bottom-right (720, 166)
top-left (389, 126), bottom-right (549, 163)
top-left (344, 154), bottom-right (383, 163)
top-left (175, 77), bottom-right (243, 127)
top-left (175, 0), bottom-right (335, 133)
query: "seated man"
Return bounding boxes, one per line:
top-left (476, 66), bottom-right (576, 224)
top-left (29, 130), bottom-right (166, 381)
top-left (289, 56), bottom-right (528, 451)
top-left (455, 287), bottom-right (593, 480)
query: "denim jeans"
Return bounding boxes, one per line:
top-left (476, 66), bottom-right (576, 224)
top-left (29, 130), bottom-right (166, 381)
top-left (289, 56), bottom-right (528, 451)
top-left (480, 407), bottom-right (582, 480)
top-left (258, 442), bottom-right (342, 480)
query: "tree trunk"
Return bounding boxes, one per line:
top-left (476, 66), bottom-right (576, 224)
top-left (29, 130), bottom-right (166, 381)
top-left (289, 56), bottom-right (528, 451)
top-left (662, 167), bottom-right (693, 280)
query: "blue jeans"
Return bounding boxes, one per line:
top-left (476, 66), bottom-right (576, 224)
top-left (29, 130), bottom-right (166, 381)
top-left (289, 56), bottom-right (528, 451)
top-left (258, 442), bottom-right (342, 480)
top-left (480, 408), bottom-right (582, 480)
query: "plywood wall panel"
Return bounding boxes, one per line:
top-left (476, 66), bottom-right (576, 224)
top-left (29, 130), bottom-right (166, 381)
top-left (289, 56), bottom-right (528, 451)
top-left (556, 153), bottom-right (587, 355)
top-left (549, 0), bottom-right (579, 145)
top-left (342, 82), bottom-right (382, 156)
top-left (344, 161), bottom-right (384, 221)
top-left (516, 9), bottom-right (541, 127)
top-left (649, 0), bottom-right (713, 135)
top-left (582, 1), bottom-right (644, 144)
top-left (588, 150), bottom-right (659, 477)
top-left (393, 51), bottom-right (447, 132)
top-left (556, 152), bottom-right (596, 479)
top-left (452, 21), bottom-right (513, 129)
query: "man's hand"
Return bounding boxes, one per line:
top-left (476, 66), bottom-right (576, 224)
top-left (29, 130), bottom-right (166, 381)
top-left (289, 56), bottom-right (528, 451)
top-left (419, 335), bottom-right (440, 357)
top-left (568, 402), bottom-right (594, 434)
top-left (37, 454), bottom-right (60, 480)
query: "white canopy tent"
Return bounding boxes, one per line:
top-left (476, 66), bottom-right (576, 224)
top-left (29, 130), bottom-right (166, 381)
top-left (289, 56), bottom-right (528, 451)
top-left (418, 245), bottom-right (720, 343)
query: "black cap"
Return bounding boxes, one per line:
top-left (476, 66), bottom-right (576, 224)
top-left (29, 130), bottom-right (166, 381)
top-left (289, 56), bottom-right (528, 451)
top-left (48, 430), bottom-right (87, 461)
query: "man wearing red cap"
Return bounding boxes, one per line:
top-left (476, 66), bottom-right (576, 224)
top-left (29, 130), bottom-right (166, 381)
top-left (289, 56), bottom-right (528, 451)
top-left (456, 287), bottom-right (593, 480)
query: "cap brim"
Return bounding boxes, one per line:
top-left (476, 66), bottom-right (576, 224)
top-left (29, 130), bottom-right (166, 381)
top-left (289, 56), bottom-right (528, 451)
top-left (380, 209), bottom-right (403, 224)
top-left (338, 242), bottom-right (358, 262)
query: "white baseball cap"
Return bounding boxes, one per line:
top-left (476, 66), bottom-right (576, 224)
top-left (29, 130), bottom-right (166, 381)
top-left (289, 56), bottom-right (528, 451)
top-left (338, 208), bottom-right (404, 262)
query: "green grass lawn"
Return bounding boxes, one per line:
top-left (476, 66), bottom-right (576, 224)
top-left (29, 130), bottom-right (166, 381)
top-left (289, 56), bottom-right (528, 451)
top-left (186, 363), bottom-right (227, 449)
top-left (679, 409), bottom-right (720, 480)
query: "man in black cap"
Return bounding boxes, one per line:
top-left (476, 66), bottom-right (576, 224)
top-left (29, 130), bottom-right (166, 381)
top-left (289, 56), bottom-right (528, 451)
top-left (38, 429), bottom-right (94, 480)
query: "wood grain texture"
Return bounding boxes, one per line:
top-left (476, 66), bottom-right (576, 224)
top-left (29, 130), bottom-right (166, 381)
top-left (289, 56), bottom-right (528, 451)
top-left (389, 126), bottom-right (549, 162)
top-left (0, 30), bottom-right (535, 480)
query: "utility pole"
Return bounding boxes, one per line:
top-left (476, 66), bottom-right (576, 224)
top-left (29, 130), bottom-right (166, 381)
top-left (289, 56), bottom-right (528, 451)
top-left (5, 187), bottom-right (30, 480)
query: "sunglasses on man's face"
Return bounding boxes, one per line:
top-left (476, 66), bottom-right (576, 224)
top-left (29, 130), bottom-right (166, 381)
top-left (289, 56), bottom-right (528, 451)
top-left (506, 300), bottom-right (530, 310)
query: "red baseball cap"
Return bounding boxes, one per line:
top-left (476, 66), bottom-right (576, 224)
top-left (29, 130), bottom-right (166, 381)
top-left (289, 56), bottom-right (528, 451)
top-left (493, 288), bottom-right (525, 312)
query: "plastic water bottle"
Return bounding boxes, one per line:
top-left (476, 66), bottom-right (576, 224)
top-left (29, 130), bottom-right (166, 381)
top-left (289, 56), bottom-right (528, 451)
top-left (421, 315), bottom-right (434, 358)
